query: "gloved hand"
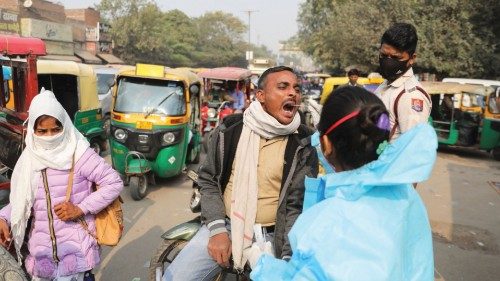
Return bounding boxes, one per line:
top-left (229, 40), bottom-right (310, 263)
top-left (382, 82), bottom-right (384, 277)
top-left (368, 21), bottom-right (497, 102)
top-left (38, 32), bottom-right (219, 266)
top-left (244, 241), bottom-right (274, 269)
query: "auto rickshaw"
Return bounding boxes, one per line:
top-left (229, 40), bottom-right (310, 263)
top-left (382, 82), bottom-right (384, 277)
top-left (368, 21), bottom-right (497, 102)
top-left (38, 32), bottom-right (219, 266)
top-left (36, 60), bottom-right (107, 154)
top-left (425, 81), bottom-right (500, 160)
top-left (0, 35), bottom-right (46, 212)
top-left (110, 64), bottom-right (203, 200)
top-left (1, 66), bottom-right (15, 110)
top-left (319, 76), bottom-right (384, 104)
top-left (197, 67), bottom-right (252, 141)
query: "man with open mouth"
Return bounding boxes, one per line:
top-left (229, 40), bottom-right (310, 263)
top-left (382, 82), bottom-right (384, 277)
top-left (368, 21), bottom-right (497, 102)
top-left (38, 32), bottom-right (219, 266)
top-left (163, 66), bottom-right (318, 280)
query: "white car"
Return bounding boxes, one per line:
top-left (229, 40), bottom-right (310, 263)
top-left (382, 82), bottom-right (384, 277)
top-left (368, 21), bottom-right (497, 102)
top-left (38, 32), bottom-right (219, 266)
top-left (94, 66), bottom-right (119, 135)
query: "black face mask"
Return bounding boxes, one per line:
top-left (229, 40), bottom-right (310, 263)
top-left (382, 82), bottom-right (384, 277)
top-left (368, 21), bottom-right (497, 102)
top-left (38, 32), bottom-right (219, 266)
top-left (379, 56), bottom-right (410, 82)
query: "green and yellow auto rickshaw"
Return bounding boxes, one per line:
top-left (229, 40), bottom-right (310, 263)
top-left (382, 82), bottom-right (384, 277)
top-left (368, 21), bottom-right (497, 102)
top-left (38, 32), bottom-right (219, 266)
top-left (110, 64), bottom-right (203, 200)
top-left (426, 81), bottom-right (500, 160)
top-left (36, 60), bottom-right (107, 154)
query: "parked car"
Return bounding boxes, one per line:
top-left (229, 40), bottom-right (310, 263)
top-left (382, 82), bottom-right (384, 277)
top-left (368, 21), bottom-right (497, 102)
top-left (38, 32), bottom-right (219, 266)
top-left (93, 65), bottom-right (132, 135)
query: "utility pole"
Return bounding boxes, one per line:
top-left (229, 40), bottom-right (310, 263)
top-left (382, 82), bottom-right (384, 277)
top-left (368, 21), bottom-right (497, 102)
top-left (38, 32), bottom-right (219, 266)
top-left (242, 10), bottom-right (258, 47)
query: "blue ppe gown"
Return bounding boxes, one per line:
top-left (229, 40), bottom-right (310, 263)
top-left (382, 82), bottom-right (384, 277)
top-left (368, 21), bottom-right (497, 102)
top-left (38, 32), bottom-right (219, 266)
top-left (251, 124), bottom-right (437, 281)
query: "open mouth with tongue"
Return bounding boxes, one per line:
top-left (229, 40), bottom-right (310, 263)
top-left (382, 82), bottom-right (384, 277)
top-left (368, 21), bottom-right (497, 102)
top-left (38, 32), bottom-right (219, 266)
top-left (281, 100), bottom-right (298, 119)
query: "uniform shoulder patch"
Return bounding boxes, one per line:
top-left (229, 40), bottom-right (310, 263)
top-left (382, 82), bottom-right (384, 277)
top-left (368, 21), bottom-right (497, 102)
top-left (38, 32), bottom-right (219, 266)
top-left (411, 98), bottom-right (424, 112)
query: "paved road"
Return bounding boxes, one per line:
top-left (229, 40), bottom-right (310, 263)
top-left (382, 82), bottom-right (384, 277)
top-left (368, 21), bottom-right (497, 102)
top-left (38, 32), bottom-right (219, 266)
top-left (94, 152), bottom-right (199, 281)
top-left (96, 147), bottom-right (500, 281)
top-left (419, 147), bottom-right (500, 281)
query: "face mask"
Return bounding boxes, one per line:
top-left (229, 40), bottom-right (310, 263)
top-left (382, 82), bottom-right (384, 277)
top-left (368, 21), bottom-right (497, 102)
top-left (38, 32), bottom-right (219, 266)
top-left (379, 56), bottom-right (410, 82)
top-left (311, 131), bottom-right (335, 174)
top-left (33, 132), bottom-right (64, 150)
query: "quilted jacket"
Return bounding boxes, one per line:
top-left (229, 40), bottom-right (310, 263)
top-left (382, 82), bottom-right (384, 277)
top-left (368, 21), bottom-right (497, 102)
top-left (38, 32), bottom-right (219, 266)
top-left (0, 148), bottom-right (123, 278)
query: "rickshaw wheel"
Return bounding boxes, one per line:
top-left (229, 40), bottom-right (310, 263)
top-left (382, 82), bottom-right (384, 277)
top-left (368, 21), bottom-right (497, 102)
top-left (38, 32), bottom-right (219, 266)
top-left (0, 246), bottom-right (28, 280)
top-left (130, 175), bottom-right (148, 200)
top-left (90, 140), bottom-right (101, 155)
top-left (492, 147), bottom-right (500, 161)
top-left (102, 115), bottom-right (111, 137)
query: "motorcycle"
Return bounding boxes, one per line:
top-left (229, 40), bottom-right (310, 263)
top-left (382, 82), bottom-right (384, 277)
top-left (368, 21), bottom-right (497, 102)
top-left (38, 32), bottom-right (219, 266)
top-left (149, 170), bottom-right (251, 281)
top-left (201, 101), bottom-right (234, 152)
top-left (201, 101), bottom-right (234, 134)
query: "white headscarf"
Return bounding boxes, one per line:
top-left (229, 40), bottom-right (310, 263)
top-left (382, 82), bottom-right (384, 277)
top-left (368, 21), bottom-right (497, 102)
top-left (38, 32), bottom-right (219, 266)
top-left (10, 89), bottom-right (89, 263)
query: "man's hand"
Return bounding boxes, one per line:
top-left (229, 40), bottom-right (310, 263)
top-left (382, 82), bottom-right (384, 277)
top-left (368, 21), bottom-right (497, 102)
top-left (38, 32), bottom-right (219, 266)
top-left (0, 219), bottom-right (11, 248)
top-left (207, 232), bottom-right (232, 267)
top-left (54, 202), bottom-right (84, 221)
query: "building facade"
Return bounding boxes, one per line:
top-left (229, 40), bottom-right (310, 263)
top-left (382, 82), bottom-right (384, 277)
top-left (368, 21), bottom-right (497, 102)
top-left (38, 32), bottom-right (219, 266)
top-left (0, 0), bottom-right (123, 64)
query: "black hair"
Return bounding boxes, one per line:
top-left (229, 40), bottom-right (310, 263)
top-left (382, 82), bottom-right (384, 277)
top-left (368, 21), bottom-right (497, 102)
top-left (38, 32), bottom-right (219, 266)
top-left (258, 66), bottom-right (296, 90)
top-left (348, 68), bottom-right (360, 76)
top-left (35, 115), bottom-right (63, 129)
top-left (381, 22), bottom-right (418, 55)
top-left (317, 86), bottom-right (389, 170)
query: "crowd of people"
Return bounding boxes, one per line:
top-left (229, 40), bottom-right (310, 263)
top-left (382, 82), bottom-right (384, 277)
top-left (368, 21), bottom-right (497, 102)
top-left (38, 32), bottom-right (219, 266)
top-left (0, 22), bottom-right (436, 281)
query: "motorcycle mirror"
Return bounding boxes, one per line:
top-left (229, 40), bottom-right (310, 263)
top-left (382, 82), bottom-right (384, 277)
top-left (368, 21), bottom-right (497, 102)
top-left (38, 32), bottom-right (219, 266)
top-left (190, 84), bottom-right (200, 95)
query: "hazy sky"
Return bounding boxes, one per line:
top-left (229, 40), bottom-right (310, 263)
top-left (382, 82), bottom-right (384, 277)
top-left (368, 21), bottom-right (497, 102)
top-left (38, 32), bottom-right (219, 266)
top-left (55, 0), bottom-right (303, 52)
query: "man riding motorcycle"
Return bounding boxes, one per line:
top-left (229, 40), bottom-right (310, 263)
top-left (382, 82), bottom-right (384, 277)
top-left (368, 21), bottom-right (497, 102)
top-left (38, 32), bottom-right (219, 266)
top-left (163, 66), bottom-right (318, 280)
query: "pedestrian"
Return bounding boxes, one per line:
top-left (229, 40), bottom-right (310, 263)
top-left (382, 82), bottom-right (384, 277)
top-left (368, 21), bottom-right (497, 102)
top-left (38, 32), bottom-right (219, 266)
top-left (250, 86), bottom-right (436, 281)
top-left (163, 66), bottom-right (318, 281)
top-left (0, 90), bottom-right (123, 281)
top-left (342, 68), bottom-right (362, 87)
top-left (229, 84), bottom-right (245, 113)
top-left (375, 22), bottom-right (431, 140)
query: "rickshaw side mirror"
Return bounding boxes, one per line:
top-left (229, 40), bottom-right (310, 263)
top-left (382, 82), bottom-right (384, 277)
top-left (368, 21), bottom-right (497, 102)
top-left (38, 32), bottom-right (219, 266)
top-left (190, 84), bottom-right (200, 95)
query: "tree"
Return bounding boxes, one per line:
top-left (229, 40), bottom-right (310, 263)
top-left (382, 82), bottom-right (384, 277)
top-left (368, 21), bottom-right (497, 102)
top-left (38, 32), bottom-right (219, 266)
top-left (161, 9), bottom-right (199, 67)
top-left (194, 11), bottom-right (248, 67)
top-left (97, 0), bottom-right (170, 64)
top-left (96, 2), bottom-right (254, 68)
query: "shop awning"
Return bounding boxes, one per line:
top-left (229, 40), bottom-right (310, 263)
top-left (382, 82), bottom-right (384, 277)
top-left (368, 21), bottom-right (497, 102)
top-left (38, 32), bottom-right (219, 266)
top-left (96, 53), bottom-right (124, 64)
top-left (75, 50), bottom-right (102, 64)
top-left (39, 55), bottom-right (81, 62)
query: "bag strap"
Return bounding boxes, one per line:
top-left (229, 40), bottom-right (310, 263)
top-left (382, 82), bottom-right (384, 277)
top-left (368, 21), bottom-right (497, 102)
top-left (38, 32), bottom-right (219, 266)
top-left (62, 155), bottom-right (98, 240)
top-left (389, 86), bottom-right (431, 139)
top-left (64, 155), bottom-right (75, 202)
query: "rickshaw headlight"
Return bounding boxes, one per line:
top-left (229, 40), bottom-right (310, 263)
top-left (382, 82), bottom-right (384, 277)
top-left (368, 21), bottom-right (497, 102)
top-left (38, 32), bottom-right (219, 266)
top-left (114, 128), bottom-right (128, 142)
top-left (162, 132), bottom-right (176, 145)
top-left (207, 108), bottom-right (216, 118)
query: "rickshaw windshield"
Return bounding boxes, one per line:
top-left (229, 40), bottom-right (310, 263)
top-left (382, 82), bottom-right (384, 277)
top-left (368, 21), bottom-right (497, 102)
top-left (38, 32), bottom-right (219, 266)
top-left (461, 92), bottom-right (484, 108)
top-left (115, 77), bottom-right (186, 116)
top-left (97, 73), bottom-right (115, 95)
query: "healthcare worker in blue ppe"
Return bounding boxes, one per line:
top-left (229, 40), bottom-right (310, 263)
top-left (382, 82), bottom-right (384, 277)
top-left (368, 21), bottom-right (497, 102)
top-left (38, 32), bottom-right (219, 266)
top-left (250, 86), bottom-right (436, 281)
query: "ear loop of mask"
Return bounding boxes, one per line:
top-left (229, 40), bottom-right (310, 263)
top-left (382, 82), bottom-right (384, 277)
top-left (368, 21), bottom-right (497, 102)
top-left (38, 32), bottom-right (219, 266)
top-left (317, 110), bottom-right (360, 174)
top-left (311, 131), bottom-right (335, 174)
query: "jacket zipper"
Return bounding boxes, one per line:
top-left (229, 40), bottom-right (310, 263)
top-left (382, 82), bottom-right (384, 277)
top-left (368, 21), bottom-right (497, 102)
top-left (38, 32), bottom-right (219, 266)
top-left (42, 170), bottom-right (60, 263)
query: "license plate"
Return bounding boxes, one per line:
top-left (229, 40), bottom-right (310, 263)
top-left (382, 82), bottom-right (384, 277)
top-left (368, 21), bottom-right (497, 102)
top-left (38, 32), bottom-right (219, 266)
top-left (136, 121), bottom-right (153, 130)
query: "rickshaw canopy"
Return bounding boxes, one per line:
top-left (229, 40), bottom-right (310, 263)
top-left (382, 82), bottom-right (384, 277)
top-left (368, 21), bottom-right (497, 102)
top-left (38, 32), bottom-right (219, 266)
top-left (198, 67), bottom-right (252, 81)
top-left (305, 73), bottom-right (331, 79)
top-left (0, 35), bottom-right (46, 56)
top-left (37, 60), bottom-right (100, 111)
top-left (167, 68), bottom-right (203, 88)
top-left (421, 81), bottom-right (495, 96)
top-left (320, 76), bottom-right (372, 104)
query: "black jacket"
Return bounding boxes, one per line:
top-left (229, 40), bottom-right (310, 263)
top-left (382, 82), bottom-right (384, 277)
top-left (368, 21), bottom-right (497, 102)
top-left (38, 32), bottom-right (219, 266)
top-left (198, 114), bottom-right (318, 259)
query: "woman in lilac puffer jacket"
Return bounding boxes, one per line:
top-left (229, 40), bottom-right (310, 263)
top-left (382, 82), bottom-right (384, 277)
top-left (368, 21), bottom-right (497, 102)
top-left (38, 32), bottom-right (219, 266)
top-left (0, 90), bottom-right (123, 281)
